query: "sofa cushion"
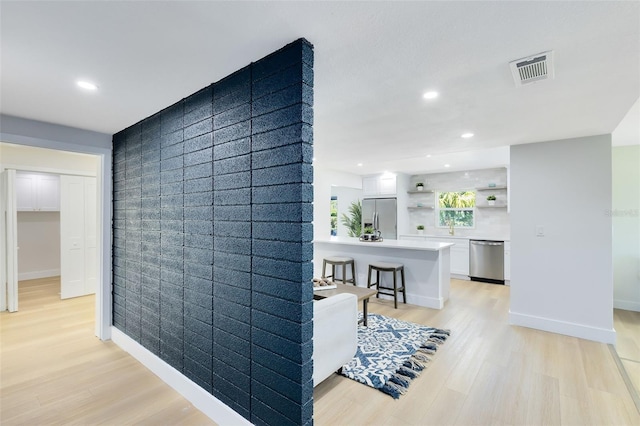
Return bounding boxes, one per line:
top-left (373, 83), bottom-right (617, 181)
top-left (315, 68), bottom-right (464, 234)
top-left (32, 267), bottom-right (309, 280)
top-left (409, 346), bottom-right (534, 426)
top-left (312, 293), bottom-right (357, 386)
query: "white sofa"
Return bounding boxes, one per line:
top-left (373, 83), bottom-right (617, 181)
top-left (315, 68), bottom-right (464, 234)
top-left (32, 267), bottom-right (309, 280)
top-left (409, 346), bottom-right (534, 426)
top-left (312, 293), bottom-right (358, 387)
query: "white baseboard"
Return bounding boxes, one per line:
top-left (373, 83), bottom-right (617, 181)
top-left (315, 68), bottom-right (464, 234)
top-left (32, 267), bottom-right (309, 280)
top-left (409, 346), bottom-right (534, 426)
top-left (508, 311), bottom-right (616, 344)
top-left (613, 299), bottom-right (640, 312)
top-left (18, 269), bottom-right (60, 281)
top-left (451, 274), bottom-right (470, 281)
top-left (110, 327), bottom-right (250, 426)
top-left (374, 291), bottom-right (444, 309)
top-left (407, 293), bottom-right (444, 309)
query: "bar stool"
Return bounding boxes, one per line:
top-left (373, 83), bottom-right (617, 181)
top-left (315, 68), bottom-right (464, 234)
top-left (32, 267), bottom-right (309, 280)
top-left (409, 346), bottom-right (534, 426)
top-left (367, 262), bottom-right (406, 309)
top-left (322, 256), bottom-right (356, 285)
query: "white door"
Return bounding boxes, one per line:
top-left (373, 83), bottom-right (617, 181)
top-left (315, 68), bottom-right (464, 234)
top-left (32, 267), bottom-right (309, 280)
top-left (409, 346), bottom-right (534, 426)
top-left (60, 175), bottom-right (97, 299)
top-left (84, 178), bottom-right (97, 294)
top-left (1, 170), bottom-right (19, 312)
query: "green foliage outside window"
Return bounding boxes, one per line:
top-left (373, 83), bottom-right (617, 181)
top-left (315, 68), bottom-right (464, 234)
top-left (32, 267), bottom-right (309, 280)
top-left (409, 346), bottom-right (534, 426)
top-left (330, 197), bottom-right (338, 236)
top-left (438, 191), bottom-right (476, 227)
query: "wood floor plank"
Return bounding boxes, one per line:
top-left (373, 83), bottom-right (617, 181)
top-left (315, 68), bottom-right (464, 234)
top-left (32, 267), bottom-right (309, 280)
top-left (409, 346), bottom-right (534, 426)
top-left (0, 277), bottom-right (215, 426)
top-left (3, 277), bottom-right (638, 425)
top-left (314, 279), bottom-right (640, 425)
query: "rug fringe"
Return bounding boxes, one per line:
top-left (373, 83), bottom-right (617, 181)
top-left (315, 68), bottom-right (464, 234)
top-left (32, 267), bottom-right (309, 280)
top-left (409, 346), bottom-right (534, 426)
top-left (412, 353), bottom-right (431, 363)
top-left (383, 330), bottom-right (451, 398)
top-left (380, 381), bottom-right (408, 399)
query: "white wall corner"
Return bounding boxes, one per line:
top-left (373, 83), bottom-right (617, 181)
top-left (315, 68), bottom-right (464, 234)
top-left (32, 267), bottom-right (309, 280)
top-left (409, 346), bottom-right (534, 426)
top-left (613, 299), bottom-right (640, 312)
top-left (110, 327), bottom-right (251, 426)
top-left (508, 310), bottom-right (616, 345)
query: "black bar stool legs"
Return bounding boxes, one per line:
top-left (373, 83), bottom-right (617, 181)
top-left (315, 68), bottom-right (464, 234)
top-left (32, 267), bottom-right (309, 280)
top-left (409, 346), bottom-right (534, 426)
top-left (367, 262), bottom-right (406, 309)
top-left (322, 256), bottom-right (356, 285)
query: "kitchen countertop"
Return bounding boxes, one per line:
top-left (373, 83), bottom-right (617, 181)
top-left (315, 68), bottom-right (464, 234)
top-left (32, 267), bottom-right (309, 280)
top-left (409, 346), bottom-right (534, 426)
top-left (314, 236), bottom-right (454, 251)
top-left (399, 234), bottom-right (510, 242)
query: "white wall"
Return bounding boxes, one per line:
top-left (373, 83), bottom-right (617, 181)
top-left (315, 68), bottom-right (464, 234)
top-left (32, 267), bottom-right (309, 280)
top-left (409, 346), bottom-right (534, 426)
top-left (0, 143), bottom-right (98, 175)
top-left (612, 145), bottom-right (640, 311)
top-left (17, 212), bottom-right (61, 280)
top-left (314, 168), bottom-right (362, 239)
top-left (509, 135), bottom-right (614, 343)
top-left (406, 168), bottom-right (510, 238)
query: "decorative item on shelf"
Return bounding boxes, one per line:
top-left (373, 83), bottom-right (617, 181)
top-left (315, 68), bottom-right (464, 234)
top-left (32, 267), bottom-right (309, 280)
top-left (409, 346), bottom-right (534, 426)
top-left (416, 202), bottom-right (424, 207)
top-left (487, 195), bottom-right (496, 206)
top-left (487, 183), bottom-right (496, 188)
top-left (417, 225), bottom-right (425, 235)
top-left (415, 182), bottom-right (424, 191)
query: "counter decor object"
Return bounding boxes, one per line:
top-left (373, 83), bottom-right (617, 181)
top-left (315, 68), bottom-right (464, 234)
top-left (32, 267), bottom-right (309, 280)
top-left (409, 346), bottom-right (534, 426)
top-left (487, 195), bottom-right (496, 206)
top-left (360, 226), bottom-right (383, 242)
top-left (417, 225), bottom-right (425, 235)
top-left (415, 182), bottom-right (424, 191)
top-left (359, 234), bottom-right (384, 242)
top-left (487, 183), bottom-right (496, 188)
top-left (313, 277), bottom-right (337, 290)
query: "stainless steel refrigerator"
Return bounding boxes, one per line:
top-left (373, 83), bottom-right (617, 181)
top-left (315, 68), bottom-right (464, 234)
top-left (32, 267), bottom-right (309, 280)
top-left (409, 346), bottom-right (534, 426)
top-left (362, 198), bottom-right (397, 240)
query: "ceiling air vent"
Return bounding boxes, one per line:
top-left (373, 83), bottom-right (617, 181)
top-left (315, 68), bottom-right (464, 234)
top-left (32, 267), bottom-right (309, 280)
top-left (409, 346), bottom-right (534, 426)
top-left (509, 50), bottom-right (554, 87)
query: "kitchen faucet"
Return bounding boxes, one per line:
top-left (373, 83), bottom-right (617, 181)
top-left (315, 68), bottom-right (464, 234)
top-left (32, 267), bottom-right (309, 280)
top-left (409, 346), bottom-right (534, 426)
top-left (448, 220), bottom-right (454, 236)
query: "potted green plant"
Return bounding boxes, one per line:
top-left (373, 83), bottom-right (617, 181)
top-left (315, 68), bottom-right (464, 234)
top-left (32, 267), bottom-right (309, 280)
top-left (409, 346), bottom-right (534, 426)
top-left (362, 226), bottom-right (376, 240)
top-left (417, 224), bottom-right (425, 235)
top-left (340, 200), bottom-right (362, 237)
top-left (487, 195), bottom-right (496, 206)
top-left (415, 182), bottom-right (424, 191)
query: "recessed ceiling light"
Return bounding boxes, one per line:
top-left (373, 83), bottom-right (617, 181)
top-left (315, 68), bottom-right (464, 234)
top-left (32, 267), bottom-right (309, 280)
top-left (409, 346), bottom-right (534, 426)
top-left (423, 91), bottom-right (438, 100)
top-left (461, 132), bottom-right (474, 138)
top-left (444, 164), bottom-right (451, 168)
top-left (77, 80), bottom-right (98, 91)
top-left (357, 163), bottom-right (363, 167)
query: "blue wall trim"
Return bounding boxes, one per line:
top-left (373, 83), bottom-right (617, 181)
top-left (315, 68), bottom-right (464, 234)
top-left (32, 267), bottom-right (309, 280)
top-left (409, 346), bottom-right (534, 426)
top-left (112, 39), bottom-right (314, 425)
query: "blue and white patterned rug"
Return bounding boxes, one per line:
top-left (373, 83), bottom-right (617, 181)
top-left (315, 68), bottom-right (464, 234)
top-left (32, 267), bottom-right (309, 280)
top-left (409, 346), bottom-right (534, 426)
top-left (340, 313), bottom-right (450, 399)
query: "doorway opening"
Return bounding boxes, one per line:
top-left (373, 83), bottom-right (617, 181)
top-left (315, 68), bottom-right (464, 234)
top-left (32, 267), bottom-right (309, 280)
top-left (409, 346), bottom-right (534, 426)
top-left (1, 142), bottom-right (110, 340)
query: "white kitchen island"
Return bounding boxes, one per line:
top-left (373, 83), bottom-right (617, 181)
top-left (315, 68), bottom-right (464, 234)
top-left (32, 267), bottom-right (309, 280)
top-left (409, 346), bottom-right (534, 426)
top-left (314, 237), bottom-right (454, 309)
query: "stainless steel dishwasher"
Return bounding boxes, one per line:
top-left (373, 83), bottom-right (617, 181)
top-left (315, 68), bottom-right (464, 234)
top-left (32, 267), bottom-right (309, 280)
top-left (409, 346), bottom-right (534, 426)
top-left (469, 240), bottom-right (505, 284)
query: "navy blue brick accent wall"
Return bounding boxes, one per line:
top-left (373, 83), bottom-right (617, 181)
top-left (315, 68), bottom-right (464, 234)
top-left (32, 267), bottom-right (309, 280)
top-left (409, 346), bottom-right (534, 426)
top-left (112, 39), bottom-right (314, 425)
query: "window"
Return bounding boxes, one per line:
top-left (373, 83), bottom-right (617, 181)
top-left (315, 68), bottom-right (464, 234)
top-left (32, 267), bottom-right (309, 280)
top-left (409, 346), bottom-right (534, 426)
top-left (330, 196), bottom-right (338, 236)
top-left (437, 191), bottom-right (476, 228)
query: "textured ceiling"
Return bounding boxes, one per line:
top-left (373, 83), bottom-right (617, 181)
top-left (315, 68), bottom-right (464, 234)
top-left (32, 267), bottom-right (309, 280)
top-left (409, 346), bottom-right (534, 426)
top-left (1, 1), bottom-right (638, 175)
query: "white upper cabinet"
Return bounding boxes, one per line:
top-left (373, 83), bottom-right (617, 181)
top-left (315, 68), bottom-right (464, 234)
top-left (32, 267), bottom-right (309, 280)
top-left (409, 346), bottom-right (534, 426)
top-left (378, 175), bottom-right (396, 195)
top-left (362, 174), bottom-right (397, 197)
top-left (16, 172), bottom-right (60, 211)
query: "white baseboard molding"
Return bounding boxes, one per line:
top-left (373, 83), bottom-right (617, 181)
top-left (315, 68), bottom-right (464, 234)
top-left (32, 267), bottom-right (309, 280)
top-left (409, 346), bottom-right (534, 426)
top-left (613, 299), bottom-right (640, 312)
top-left (406, 293), bottom-right (444, 309)
top-left (110, 327), bottom-right (250, 426)
top-left (508, 311), bottom-right (616, 344)
top-left (375, 292), bottom-right (444, 309)
top-left (451, 274), bottom-right (470, 281)
top-left (18, 269), bottom-right (60, 281)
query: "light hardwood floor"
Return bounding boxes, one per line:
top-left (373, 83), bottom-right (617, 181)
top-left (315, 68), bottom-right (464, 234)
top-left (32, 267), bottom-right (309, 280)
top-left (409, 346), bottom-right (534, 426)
top-left (315, 280), bottom-right (640, 425)
top-left (614, 308), bottom-right (640, 397)
top-left (2, 277), bottom-right (638, 425)
top-left (0, 277), bottom-right (215, 425)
